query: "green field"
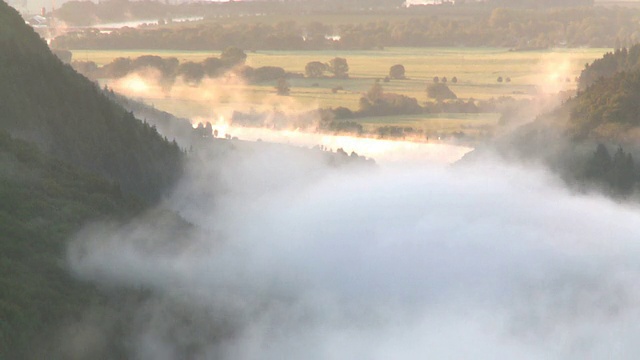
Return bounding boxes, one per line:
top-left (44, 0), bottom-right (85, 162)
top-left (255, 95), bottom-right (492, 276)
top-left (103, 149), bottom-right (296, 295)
top-left (76, 47), bottom-right (609, 135)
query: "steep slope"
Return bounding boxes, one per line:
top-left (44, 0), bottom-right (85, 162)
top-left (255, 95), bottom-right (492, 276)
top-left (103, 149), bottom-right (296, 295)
top-left (570, 70), bottom-right (640, 142)
top-left (578, 45), bottom-right (640, 90)
top-left (0, 1), bottom-right (192, 356)
top-left (470, 59), bottom-right (640, 197)
top-left (0, 0), bottom-right (183, 202)
top-left (0, 129), bottom-right (142, 359)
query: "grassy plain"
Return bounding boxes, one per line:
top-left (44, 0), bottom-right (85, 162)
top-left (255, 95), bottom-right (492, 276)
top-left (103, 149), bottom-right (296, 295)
top-left (76, 47), bottom-right (609, 134)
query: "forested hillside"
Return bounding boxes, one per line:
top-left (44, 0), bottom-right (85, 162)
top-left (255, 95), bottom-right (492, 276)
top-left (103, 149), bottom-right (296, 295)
top-left (0, 129), bottom-right (143, 358)
top-left (0, 1), bottom-right (192, 356)
top-left (578, 45), bottom-right (640, 90)
top-left (0, 0), bottom-right (184, 202)
top-left (571, 70), bottom-right (640, 141)
top-left (483, 48), bottom-right (640, 197)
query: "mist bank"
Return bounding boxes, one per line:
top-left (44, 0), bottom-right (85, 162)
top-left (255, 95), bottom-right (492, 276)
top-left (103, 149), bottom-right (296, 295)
top-left (65, 139), bottom-right (640, 359)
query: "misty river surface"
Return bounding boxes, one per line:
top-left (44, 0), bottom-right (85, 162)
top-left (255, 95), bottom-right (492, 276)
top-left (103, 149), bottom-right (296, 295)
top-left (217, 125), bottom-right (473, 164)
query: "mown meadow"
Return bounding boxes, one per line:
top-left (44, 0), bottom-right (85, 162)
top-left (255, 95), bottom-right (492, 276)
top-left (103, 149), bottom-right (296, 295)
top-left (74, 47), bottom-right (609, 135)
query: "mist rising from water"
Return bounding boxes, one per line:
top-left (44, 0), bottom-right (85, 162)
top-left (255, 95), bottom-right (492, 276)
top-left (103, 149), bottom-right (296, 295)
top-left (66, 141), bottom-right (640, 359)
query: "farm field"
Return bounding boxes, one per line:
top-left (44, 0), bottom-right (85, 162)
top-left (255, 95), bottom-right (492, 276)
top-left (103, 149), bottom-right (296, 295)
top-left (353, 113), bottom-right (501, 134)
top-left (78, 47), bottom-right (609, 135)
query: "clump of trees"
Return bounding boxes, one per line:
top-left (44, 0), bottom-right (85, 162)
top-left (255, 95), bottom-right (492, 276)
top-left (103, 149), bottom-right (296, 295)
top-left (327, 57), bottom-right (349, 78)
top-left (305, 61), bottom-right (328, 77)
top-left (72, 47), bottom-right (301, 90)
top-left (570, 70), bottom-right (640, 140)
top-left (305, 58), bottom-right (349, 78)
top-left (583, 144), bottom-right (637, 196)
top-left (357, 82), bottom-right (422, 117)
top-left (578, 45), bottom-right (640, 90)
top-left (426, 83), bottom-right (457, 101)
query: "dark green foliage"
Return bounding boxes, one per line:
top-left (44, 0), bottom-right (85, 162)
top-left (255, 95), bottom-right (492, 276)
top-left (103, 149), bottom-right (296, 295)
top-left (203, 56), bottom-right (224, 77)
top-left (0, 129), bottom-right (143, 359)
top-left (327, 57), bottom-right (349, 79)
top-left (578, 46), bottom-right (640, 90)
top-left (131, 55), bottom-right (179, 79)
top-left (220, 46), bottom-right (247, 67)
top-left (178, 61), bottom-right (205, 85)
top-left (51, 49), bottom-right (72, 63)
top-left (355, 82), bottom-right (422, 117)
top-left (0, 0), bottom-right (184, 202)
top-left (570, 71), bottom-right (640, 140)
top-left (359, 93), bottom-right (422, 117)
top-left (305, 61), bottom-right (328, 78)
top-left (252, 66), bottom-right (287, 83)
top-left (583, 144), bottom-right (637, 196)
top-left (101, 56), bottom-right (133, 78)
top-left (389, 64), bottom-right (406, 80)
top-left (427, 83), bottom-right (458, 101)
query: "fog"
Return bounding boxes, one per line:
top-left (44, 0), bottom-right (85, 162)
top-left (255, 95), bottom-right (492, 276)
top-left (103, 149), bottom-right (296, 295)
top-left (65, 137), bottom-right (640, 359)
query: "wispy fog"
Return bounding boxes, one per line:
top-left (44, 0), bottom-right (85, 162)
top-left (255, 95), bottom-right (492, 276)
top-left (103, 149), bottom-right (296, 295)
top-left (65, 140), bottom-right (640, 359)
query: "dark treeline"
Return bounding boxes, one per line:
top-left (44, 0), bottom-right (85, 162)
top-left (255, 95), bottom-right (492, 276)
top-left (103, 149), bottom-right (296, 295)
top-left (74, 49), bottom-right (305, 87)
top-left (578, 44), bottom-right (640, 90)
top-left (52, 0), bottom-right (593, 27)
top-left (571, 70), bottom-right (640, 142)
top-left (53, 0), bottom-right (406, 27)
top-left (53, 6), bottom-right (640, 50)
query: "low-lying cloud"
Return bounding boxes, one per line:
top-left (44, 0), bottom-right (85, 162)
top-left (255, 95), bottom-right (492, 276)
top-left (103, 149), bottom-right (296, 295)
top-left (67, 143), bottom-right (640, 359)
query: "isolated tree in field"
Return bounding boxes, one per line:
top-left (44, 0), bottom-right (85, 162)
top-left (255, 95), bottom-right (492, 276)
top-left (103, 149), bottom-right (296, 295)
top-left (451, 76), bottom-right (458, 83)
top-left (433, 76), bottom-right (439, 83)
top-left (305, 61), bottom-right (327, 77)
top-left (427, 83), bottom-right (457, 101)
top-left (506, 77), bottom-right (511, 83)
top-left (220, 47), bottom-right (247, 66)
top-left (327, 57), bottom-right (349, 78)
top-left (497, 76), bottom-right (503, 83)
top-left (441, 76), bottom-right (448, 83)
top-left (276, 77), bottom-right (290, 95)
top-left (389, 64), bottom-right (405, 79)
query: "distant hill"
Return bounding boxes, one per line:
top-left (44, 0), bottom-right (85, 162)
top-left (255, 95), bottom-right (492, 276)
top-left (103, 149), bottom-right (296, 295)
top-left (0, 0), bottom-right (184, 202)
